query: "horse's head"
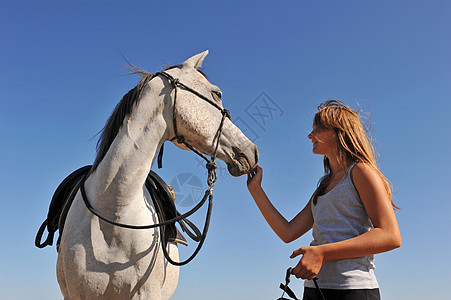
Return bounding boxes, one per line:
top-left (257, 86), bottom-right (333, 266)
top-left (162, 51), bottom-right (258, 176)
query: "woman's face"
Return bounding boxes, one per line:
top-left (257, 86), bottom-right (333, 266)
top-left (308, 125), bottom-right (337, 156)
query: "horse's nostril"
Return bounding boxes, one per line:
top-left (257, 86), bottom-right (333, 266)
top-left (232, 146), bottom-right (240, 158)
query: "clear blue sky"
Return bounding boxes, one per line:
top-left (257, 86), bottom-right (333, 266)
top-left (1, 1), bottom-right (450, 299)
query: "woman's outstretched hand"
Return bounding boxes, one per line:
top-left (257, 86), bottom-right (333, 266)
top-left (290, 246), bottom-right (325, 280)
top-left (247, 165), bottom-right (263, 191)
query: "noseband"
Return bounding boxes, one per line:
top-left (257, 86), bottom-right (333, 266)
top-left (80, 70), bottom-right (231, 266)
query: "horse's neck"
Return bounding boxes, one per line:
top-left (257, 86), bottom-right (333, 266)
top-left (86, 85), bottom-right (170, 213)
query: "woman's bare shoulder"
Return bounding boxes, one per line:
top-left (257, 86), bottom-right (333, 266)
top-left (352, 162), bottom-right (383, 187)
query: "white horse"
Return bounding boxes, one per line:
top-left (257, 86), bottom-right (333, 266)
top-left (56, 51), bottom-right (258, 299)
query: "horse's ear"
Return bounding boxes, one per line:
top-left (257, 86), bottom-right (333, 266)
top-left (181, 50), bottom-right (209, 69)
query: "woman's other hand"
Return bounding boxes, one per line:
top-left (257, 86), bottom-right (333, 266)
top-left (290, 246), bottom-right (325, 280)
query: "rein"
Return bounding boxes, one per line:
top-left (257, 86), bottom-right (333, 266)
top-left (80, 70), bottom-right (230, 266)
top-left (278, 267), bottom-right (325, 300)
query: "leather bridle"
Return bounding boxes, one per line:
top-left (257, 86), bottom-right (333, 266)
top-left (156, 70), bottom-right (231, 186)
top-left (80, 70), bottom-right (231, 266)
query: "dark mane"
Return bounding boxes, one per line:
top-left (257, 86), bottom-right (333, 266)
top-left (90, 63), bottom-right (207, 173)
top-left (91, 70), bottom-right (154, 172)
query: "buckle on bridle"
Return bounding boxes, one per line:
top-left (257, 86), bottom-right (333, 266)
top-left (170, 78), bottom-right (179, 87)
top-left (222, 108), bottom-right (231, 119)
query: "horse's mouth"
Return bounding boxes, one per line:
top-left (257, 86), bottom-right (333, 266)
top-left (226, 148), bottom-right (258, 177)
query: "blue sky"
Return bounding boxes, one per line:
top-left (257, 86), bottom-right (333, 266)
top-left (1, 1), bottom-right (450, 299)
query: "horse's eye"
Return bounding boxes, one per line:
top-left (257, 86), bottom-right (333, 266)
top-left (212, 90), bottom-right (222, 99)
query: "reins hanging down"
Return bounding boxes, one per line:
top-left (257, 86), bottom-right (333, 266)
top-left (277, 267), bottom-right (325, 300)
top-left (80, 70), bottom-right (231, 266)
top-left (278, 267), bottom-right (299, 300)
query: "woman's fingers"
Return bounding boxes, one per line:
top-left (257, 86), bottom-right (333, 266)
top-left (247, 165), bottom-right (263, 187)
top-left (290, 246), bottom-right (323, 280)
top-left (291, 262), bottom-right (316, 280)
top-left (290, 247), bottom-right (306, 258)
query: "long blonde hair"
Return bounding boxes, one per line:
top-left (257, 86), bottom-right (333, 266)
top-left (312, 100), bottom-right (399, 209)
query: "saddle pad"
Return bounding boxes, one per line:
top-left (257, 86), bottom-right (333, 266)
top-left (35, 166), bottom-right (186, 250)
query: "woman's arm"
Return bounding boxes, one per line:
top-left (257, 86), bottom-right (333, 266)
top-left (247, 165), bottom-right (314, 243)
top-left (290, 162), bottom-right (401, 280)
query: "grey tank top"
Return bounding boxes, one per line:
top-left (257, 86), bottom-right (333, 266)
top-left (304, 162), bottom-right (379, 290)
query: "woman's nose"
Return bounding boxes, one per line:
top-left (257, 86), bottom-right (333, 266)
top-left (308, 131), bottom-right (313, 139)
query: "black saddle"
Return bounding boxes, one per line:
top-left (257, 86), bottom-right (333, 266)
top-left (35, 166), bottom-right (192, 251)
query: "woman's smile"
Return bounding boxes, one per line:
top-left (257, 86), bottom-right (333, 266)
top-left (308, 125), bottom-right (337, 156)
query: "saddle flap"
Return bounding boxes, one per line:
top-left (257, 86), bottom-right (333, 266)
top-left (35, 165), bottom-right (91, 249)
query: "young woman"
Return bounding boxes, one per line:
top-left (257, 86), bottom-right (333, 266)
top-left (247, 100), bottom-right (401, 300)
